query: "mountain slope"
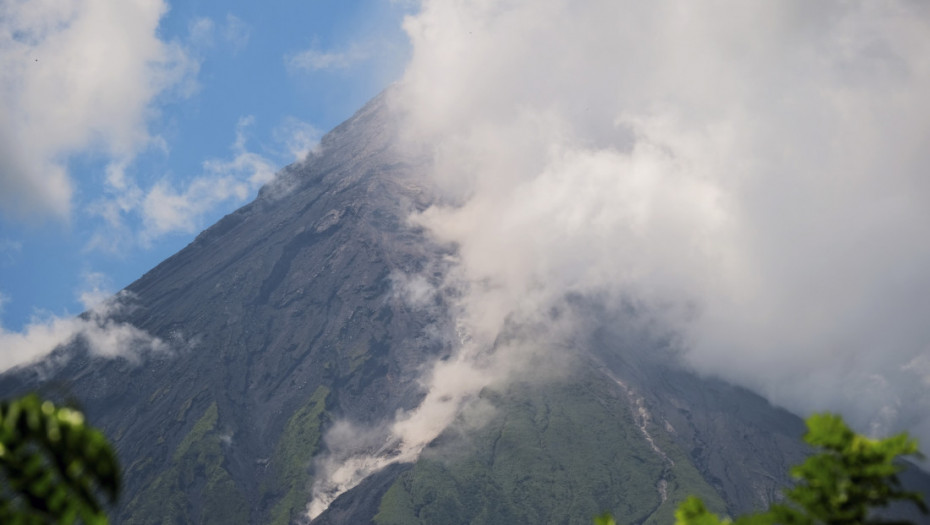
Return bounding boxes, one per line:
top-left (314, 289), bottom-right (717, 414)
top-left (1, 92), bottom-right (448, 523)
top-left (0, 92), bottom-right (925, 524)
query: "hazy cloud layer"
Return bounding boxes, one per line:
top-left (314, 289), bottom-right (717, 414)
top-left (0, 0), bottom-right (197, 221)
top-left (385, 0), bottom-right (930, 451)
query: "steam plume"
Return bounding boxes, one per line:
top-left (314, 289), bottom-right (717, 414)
top-left (394, 0), bottom-right (930, 441)
top-left (307, 1), bottom-right (930, 516)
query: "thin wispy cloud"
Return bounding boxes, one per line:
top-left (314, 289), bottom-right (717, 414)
top-left (0, 290), bottom-right (172, 374)
top-left (273, 117), bottom-right (323, 162)
top-left (223, 14), bottom-right (251, 54)
top-left (188, 13), bottom-right (250, 55)
top-left (141, 116), bottom-right (275, 240)
top-left (286, 44), bottom-right (370, 72)
top-left (86, 115), bottom-right (319, 252)
top-left (188, 17), bottom-right (217, 50)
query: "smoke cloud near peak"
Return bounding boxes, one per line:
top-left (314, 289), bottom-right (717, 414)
top-left (392, 0), bottom-right (930, 442)
top-left (306, 1), bottom-right (930, 515)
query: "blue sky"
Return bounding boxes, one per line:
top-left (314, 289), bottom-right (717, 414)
top-left (0, 0), bottom-right (413, 332)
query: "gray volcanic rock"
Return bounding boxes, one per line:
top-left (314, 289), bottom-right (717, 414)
top-left (1, 91), bottom-right (927, 524)
top-left (1, 92), bottom-right (448, 523)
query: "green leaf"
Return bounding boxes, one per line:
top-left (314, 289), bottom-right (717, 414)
top-left (0, 394), bottom-right (121, 523)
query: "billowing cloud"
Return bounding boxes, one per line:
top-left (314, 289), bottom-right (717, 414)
top-left (304, 2), bottom-right (930, 514)
top-left (388, 0), bottom-right (930, 445)
top-left (0, 0), bottom-right (197, 221)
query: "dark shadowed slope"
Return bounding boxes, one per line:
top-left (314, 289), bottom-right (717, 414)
top-left (1, 92), bottom-right (926, 524)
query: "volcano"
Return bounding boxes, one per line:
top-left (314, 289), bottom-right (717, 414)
top-left (1, 92), bottom-right (926, 525)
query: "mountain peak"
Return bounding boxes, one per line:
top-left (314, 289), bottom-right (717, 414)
top-left (2, 91), bottom-right (927, 525)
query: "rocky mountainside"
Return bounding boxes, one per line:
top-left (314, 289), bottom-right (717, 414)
top-left (1, 92), bottom-right (926, 524)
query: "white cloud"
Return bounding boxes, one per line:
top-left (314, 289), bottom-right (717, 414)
top-left (0, 291), bottom-right (171, 373)
top-left (0, 0), bottom-right (198, 221)
top-left (380, 0), bottom-right (930, 460)
top-left (76, 271), bottom-right (113, 311)
top-left (303, 3), bottom-right (930, 514)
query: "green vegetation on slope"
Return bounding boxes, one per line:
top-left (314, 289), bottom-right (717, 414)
top-left (376, 375), bottom-right (725, 525)
top-left (123, 401), bottom-right (248, 525)
top-left (265, 385), bottom-right (330, 525)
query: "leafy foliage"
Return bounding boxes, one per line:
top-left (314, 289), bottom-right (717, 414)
top-left (0, 393), bottom-right (120, 524)
top-left (266, 385), bottom-right (330, 525)
top-left (122, 401), bottom-right (249, 525)
top-left (671, 413), bottom-right (928, 525)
